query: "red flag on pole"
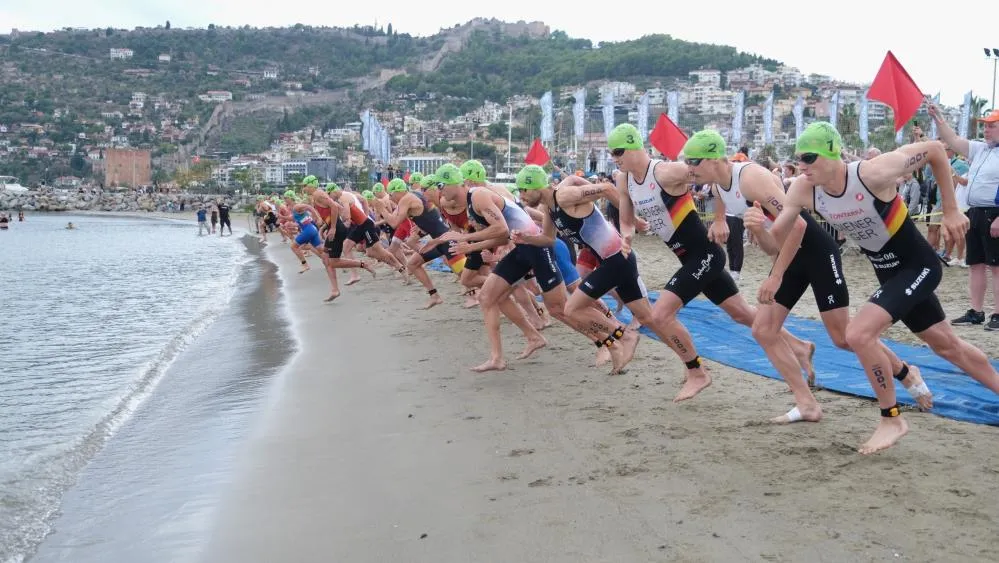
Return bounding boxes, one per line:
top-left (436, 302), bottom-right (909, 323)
top-left (403, 170), bottom-right (411, 183)
top-left (648, 113), bottom-right (688, 160)
top-left (867, 51), bottom-right (924, 133)
top-left (524, 138), bottom-right (550, 166)
top-left (381, 176), bottom-right (389, 187)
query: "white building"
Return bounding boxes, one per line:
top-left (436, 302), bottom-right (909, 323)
top-left (396, 154), bottom-right (452, 176)
top-left (599, 81), bottom-right (636, 102)
top-left (281, 160), bottom-right (308, 181)
top-left (109, 48), bottom-right (134, 60)
top-left (158, 54), bottom-right (171, 63)
top-left (205, 90), bottom-right (233, 102)
top-left (263, 69), bottom-right (279, 79)
top-left (689, 69), bottom-right (722, 88)
top-left (264, 164), bottom-right (285, 185)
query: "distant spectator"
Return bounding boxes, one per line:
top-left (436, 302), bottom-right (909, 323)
top-left (196, 206), bottom-right (210, 236)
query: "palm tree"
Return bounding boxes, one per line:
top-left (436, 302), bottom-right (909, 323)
top-left (969, 96), bottom-right (989, 139)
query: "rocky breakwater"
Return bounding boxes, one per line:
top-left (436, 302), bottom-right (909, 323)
top-left (1, 190), bottom-right (252, 213)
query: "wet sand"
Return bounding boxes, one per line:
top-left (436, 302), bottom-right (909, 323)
top-left (202, 232), bottom-right (999, 563)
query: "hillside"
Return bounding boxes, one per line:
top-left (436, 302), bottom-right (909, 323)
top-left (0, 20), bottom-right (782, 184)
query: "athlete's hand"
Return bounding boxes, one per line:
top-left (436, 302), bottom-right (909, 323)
top-left (621, 233), bottom-right (633, 257)
top-left (481, 249), bottom-right (496, 263)
top-left (708, 218), bottom-right (730, 244)
top-left (636, 217), bottom-right (650, 233)
top-left (940, 209), bottom-right (971, 244)
top-left (451, 241), bottom-right (474, 255)
top-left (991, 216), bottom-right (999, 239)
top-left (757, 275), bottom-right (781, 305)
top-left (436, 231), bottom-right (462, 243)
top-left (744, 201), bottom-right (767, 232)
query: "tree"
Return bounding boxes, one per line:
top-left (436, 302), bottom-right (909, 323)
top-left (165, 20), bottom-right (171, 30)
top-left (387, 23), bottom-right (393, 36)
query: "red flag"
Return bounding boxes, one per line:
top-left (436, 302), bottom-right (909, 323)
top-left (867, 51), bottom-right (924, 133)
top-left (524, 138), bottom-right (550, 166)
top-left (403, 170), bottom-right (411, 182)
top-left (381, 176), bottom-right (389, 187)
top-left (648, 113), bottom-right (688, 160)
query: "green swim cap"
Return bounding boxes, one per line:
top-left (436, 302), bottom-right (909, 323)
top-left (460, 160), bottom-right (487, 183)
top-left (607, 123), bottom-right (643, 150)
top-left (325, 183), bottom-right (340, 193)
top-left (283, 189), bottom-right (296, 198)
top-left (361, 190), bottom-right (375, 200)
top-left (420, 174), bottom-right (438, 189)
top-left (683, 130), bottom-right (727, 160)
top-left (409, 172), bottom-right (424, 185)
top-left (372, 185), bottom-right (384, 194)
top-left (516, 165), bottom-right (549, 190)
top-left (796, 121), bottom-right (842, 160)
top-left (506, 183), bottom-right (520, 194)
top-left (387, 178), bottom-right (408, 193)
top-left (436, 163), bottom-right (464, 186)
top-left (256, 195), bottom-right (266, 200)
top-left (302, 175), bottom-right (319, 187)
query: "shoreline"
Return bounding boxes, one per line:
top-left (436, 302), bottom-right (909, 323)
top-left (27, 236), bottom-right (295, 563)
top-left (201, 238), bottom-right (999, 563)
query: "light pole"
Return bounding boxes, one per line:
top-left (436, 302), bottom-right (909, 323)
top-left (986, 48), bottom-right (999, 111)
top-left (470, 118), bottom-right (480, 160)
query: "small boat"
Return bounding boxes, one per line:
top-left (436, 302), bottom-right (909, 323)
top-left (0, 176), bottom-right (29, 193)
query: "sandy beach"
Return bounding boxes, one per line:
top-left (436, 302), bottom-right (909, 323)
top-left (201, 230), bottom-right (999, 563)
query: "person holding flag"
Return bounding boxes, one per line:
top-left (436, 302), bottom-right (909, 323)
top-left (610, 123), bottom-right (815, 402)
top-left (767, 121), bottom-right (996, 454)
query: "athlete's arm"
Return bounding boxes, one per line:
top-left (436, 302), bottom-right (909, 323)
top-left (459, 191), bottom-right (511, 242)
top-left (616, 171), bottom-right (637, 254)
top-left (374, 195), bottom-right (412, 229)
top-left (707, 184), bottom-right (729, 244)
top-left (295, 204), bottom-right (323, 226)
top-left (551, 181), bottom-right (617, 208)
top-left (767, 178), bottom-right (811, 273)
top-left (521, 204), bottom-right (546, 224)
top-left (454, 236), bottom-right (510, 254)
top-left (336, 196), bottom-right (351, 224)
top-left (513, 205), bottom-right (557, 247)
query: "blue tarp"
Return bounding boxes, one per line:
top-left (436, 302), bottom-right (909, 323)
top-left (428, 258), bottom-right (999, 425)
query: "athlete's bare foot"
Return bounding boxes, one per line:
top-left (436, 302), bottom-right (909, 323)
top-left (471, 358), bottom-right (507, 372)
top-left (770, 404), bottom-right (823, 424)
top-left (673, 370), bottom-right (712, 402)
top-left (898, 365), bottom-right (933, 411)
top-left (361, 262), bottom-right (377, 278)
top-left (595, 346), bottom-right (611, 367)
top-left (517, 336), bottom-right (548, 360)
top-left (421, 292), bottom-right (444, 310)
top-left (463, 290), bottom-right (479, 308)
top-left (298, 264), bottom-right (311, 274)
top-left (323, 292), bottom-right (340, 303)
top-left (858, 416), bottom-right (909, 455)
top-left (345, 275), bottom-right (361, 286)
top-left (618, 329), bottom-right (640, 368)
top-left (794, 341), bottom-right (817, 387)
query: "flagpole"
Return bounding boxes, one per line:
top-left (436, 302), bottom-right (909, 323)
top-left (507, 103), bottom-right (512, 173)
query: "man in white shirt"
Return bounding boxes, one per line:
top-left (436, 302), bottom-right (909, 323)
top-left (929, 105), bottom-right (999, 329)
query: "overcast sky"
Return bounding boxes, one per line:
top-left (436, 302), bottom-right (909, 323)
top-left (3, 1), bottom-right (997, 109)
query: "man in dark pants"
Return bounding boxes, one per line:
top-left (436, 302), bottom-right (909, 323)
top-left (217, 200), bottom-right (232, 236)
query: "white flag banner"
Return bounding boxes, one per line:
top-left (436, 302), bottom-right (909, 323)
top-left (763, 92), bottom-right (774, 145)
top-left (602, 91), bottom-right (615, 135)
top-left (859, 91), bottom-right (869, 145)
top-left (382, 127), bottom-right (391, 163)
top-left (637, 92), bottom-right (650, 143)
top-left (667, 91), bottom-right (680, 125)
top-left (929, 93), bottom-right (941, 139)
top-left (361, 110), bottom-right (371, 151)
top-left (958, 90), bottom-right (972, 138)
top-left (895, 126), bottom-right (905, 145)
top-left (540, 91), bottom-right (554, 143)
top-left (573, 88), bottom-right (586, 138)
top-left (829, 91), bottom-right (840, 129)
top-left (793, 95), bottom-right (805, 139)
top-left (731, 91), bottom-right (745, 148)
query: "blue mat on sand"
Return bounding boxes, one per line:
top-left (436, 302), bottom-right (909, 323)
top-left (427, 259), bottom-right (999, 426)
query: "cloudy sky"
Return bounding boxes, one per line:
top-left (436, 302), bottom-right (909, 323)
top-left (3, 1), bottom-right (996, 109)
